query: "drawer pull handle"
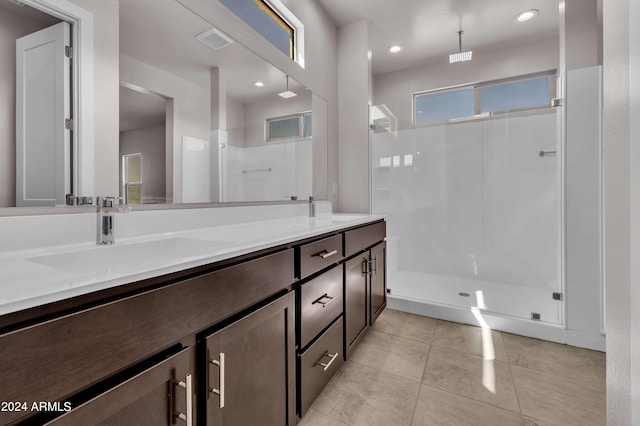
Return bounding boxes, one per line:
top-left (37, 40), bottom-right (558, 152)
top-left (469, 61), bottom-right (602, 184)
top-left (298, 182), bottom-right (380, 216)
top-left (312, 293), bottom-right (336, 308)
top-left (315, 351), bottom-right (340, 371)
top-left (209, 353), bottom-right (225, 408)
top-left (315, 249), bottom-right (338, 259)
top-left (176, 374), bottom-right (193, 425)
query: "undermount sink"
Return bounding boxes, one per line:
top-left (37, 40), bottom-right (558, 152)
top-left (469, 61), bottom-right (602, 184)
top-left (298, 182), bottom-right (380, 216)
top-left (329, 214), bottom-right (367, 222)
top-left (27, 238), bottom-right (232, 275)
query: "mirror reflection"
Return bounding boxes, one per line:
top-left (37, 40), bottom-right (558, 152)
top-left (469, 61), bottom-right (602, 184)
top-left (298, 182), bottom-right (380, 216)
top-left (1, 0), bottom-right (321, 208)
top-left (0, 0), bottom-right (65, 207)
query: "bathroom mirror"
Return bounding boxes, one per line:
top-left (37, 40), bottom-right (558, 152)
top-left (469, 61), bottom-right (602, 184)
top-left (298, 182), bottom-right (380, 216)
top-left (0, 0), bottom-right (326, 209)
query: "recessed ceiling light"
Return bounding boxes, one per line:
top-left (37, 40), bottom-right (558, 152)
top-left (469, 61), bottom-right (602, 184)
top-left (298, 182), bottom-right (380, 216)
top-left (387, 45), bottom-right (402, 54)
top-left (515, 9), bottom-right (538, 22)
top-left (253, 81), bottom-right (264, 87)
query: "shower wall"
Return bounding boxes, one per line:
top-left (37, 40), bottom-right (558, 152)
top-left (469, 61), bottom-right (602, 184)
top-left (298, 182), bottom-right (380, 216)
top-left (222, 139), bottom-right (312, 202)
top-left (372, 111), bottom-right (561, 322)
top-left (375, 113), bottom-right (558, 285)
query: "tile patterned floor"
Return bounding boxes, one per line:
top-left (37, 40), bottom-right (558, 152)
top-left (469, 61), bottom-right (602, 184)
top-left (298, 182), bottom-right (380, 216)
top-left (299, 309), bottom-right (606, 426)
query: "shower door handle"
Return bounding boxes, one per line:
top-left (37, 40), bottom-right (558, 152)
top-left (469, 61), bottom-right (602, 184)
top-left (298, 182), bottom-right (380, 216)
top-left (539, 150), bottom-right (557, 157)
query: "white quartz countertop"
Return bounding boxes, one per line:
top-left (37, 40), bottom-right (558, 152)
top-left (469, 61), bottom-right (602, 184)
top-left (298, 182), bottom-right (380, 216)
top-left (0, 212), bottom-right (383, 317)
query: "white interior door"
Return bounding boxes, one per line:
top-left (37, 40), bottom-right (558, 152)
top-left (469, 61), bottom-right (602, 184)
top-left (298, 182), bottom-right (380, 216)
top-left (16, 21), bottom-right (71, 206)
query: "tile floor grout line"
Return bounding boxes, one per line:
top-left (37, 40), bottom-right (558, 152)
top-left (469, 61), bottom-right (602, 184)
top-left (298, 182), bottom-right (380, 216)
top-left (349, 358), bottom-right (425, 385)
top-left (418, 382), bottom-right (527, 418)
top-left (507, 361), bottom-right (524, 416)
top-left (372, 327), bottom-right (434, 345)
top-left (408, 343), bottom-right (433, 426)
top-left (408, 376), bottom-right (425, 426)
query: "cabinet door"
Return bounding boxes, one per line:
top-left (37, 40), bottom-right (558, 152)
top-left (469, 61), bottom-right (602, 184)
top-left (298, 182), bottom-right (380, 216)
top-left (344, 254), bottom-right (369, 359)
top-left (45, 347), bottom-right (193, 426)
top-left (370, 242), bottom-right (387, 324)
top-left (204, 293), bottom-right (295, 426)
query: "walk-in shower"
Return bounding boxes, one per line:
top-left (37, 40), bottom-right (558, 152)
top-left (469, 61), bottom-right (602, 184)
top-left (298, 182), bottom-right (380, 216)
top-left (372, 104), bottom-right (564, 326)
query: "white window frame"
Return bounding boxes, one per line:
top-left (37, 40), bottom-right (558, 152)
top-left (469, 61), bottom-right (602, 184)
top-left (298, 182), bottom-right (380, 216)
top-left (413, 70), bottom-right (557, 126)
top-left (263, 0), bottom-right (305, 68)
top-left (266, 111), bottom-right (312, 142)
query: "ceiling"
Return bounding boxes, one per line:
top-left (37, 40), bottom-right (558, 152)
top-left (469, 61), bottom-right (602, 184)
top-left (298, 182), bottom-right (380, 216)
top-left (317, 0), bottom-right (561, 76)
top-left (118, 0), bottom-right (304, 104)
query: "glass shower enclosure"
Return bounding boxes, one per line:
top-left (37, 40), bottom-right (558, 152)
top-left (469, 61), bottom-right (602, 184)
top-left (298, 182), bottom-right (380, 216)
top-left (371, 99), bottom-right (563, 324)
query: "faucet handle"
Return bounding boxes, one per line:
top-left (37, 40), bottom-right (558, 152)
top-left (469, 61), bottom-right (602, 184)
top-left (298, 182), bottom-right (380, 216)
top-left (97, 196), bottom-right (122, 207)
top-left (96, 197), bottom-right (131, 213)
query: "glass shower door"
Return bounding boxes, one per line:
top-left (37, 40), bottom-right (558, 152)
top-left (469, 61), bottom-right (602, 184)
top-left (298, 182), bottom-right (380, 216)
top-left (372, 104), bottom-right (563, 324)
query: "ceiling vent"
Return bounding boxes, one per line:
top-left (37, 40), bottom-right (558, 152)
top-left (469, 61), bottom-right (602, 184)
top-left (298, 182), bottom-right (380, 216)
top-left (195, 27), bottom-right (234, 50)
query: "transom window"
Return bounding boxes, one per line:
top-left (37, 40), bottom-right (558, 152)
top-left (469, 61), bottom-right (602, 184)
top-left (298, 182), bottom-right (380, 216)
top-left (220, 0), bottom-right (295, 60)
top-left (414, 72), bottom-right (556, 126)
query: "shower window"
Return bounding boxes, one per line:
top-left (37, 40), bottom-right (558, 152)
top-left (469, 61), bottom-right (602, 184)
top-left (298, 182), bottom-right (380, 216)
top-left (266, 112), bottom-right (312, 141)
top-left (413, 71), bottom-right (556, 125)
top-left (479, 75), bottom-right (553, 114)
top-left (414, 88), bottom-right (475, 124)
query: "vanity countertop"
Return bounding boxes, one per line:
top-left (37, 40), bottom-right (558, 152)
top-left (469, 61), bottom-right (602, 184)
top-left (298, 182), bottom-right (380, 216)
top-left (0, 212), bottom-right (383, 317)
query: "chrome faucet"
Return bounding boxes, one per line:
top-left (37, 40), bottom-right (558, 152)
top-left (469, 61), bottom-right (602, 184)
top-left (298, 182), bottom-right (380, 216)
top-left (97, 197), bottom-right (131, 245)
top-left (309, 196), bottom-right (316, 218)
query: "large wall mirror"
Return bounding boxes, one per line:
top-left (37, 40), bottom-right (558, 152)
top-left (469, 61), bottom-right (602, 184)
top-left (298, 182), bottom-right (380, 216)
top-left (0, 0), bottom-right (328, 209)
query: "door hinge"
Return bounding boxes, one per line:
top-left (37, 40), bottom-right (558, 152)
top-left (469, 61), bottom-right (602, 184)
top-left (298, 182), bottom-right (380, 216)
top-left (65, 118), bottom-right (73, 130)
top-left (552, 292), bottom-right (562, 301)
top-left (65, 45), bottom-right (73, 58)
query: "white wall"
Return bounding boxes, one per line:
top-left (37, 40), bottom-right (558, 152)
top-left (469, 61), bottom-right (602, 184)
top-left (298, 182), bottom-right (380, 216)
top-left (69, 0), bottom-right (119, 197)
top-left (119, 54), bottom-right (210, 203)
top-left (604, 0), bottom-right (632, 422)
top-left (338, 20), bottom-right (371, 213)
top-left (119, 123), bottom-right (166, 203)
top-left (226, 96), bottom-right (245, 148)
top-left (629, 0), bottom-right (640, 421)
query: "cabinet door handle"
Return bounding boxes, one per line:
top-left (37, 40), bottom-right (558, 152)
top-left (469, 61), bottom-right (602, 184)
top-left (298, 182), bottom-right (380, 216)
top-left (176, 374), bottom-right (193, 426)
top-left (315, 351), bottom-right (339, 371)
top-left (312, 293), bottom-right (336, 308)
top-left (362, 258), bottom-right (373, 275)
top-left (209, 353), bottom-right (225, 408)
top-left (315, 249), bottom-right (338, 259)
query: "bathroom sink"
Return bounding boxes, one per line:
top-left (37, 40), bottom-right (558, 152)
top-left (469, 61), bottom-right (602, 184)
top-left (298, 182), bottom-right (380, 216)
top-left (27, 238), bottom-right (232, 275)
top-left (330, 214), bottom-right (367, 222)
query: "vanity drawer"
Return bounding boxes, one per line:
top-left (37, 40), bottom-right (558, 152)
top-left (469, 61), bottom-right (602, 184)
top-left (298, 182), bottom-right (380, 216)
top-left (298, 316), bottom-right (344, 417)
top-left (299, 266), bottom-right (343, 348)
top-left (298, 234), bottom-right (343, 278)
top-left (344, 221), bottom-right (386, 258)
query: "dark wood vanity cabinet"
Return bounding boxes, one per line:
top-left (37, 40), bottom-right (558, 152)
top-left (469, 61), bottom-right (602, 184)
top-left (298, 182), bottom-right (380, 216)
top-left (295, 220), bottom-right (387, 418)
top-left (202, 293), bottom-right (295, 426)
top-left (296, 265), bottom-right (344, 417)
top-left (44, 347), bottom-right (194, 426)
top-left (344, 223), bottom-right (387, 359)
top-left (0, 219), bottom-right (385, 425)
top-left (344, 253), bottom-right (370, 359)
top-left (370, 241), bottom-right (387, 324)
top-left (0, 249), bottom-right (295, 425)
